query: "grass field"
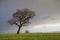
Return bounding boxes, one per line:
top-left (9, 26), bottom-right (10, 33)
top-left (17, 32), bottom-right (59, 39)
top-left (0, 33), bottom-right (60, 40)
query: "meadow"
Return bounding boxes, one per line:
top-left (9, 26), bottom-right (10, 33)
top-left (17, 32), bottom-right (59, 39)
top-left (0, 33), bottom-right (60, 40)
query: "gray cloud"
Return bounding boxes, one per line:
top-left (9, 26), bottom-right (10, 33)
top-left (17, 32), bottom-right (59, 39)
top-left (0, 0), bottom-right (60, 33)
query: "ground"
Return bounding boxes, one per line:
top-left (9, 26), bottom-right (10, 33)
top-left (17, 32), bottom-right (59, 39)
top-left (0, 33), bottom-right (60, 40)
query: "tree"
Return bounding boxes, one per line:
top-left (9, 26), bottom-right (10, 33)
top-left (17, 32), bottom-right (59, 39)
top-left (25, 30), bottom-right (29, 33)
top-left (8, 8), bottom-right (35, 34)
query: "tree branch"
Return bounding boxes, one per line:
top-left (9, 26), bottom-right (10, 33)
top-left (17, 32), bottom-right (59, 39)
top-left (15, 23), bottom-right (20, 27)
top-left (22, 17), bottom-right (30, 24)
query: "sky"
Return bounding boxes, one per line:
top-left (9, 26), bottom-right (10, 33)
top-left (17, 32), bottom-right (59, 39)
top-left (0, 0), bottom-right (60, 33)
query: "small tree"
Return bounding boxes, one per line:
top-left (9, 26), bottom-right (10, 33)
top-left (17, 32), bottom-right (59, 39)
top-left (25, 30), bottom-right (29, 33)
top-left (8, 8), bottom-right (35, 34)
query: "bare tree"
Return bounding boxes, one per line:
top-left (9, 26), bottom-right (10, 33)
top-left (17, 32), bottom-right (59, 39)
top-left (8, 8), bottom-right (35, 34)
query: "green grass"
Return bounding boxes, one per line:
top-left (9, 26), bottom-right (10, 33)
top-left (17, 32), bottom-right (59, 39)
top-left (0, 33), bottom-right (60, 40)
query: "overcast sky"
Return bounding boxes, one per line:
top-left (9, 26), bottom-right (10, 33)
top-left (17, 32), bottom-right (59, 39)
top-left (0, 0), bottom-right (60, 34)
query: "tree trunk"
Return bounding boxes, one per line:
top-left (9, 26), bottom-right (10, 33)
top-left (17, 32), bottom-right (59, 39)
top-left (17, 25), bottom-right (22, 34)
